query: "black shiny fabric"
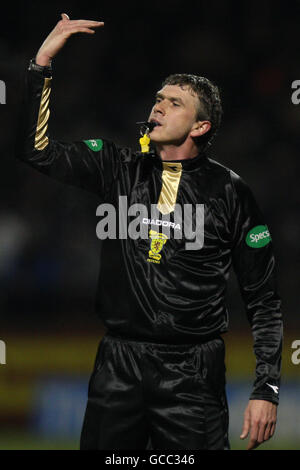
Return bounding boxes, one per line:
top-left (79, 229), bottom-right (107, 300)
top-left (80, 334), bottom-right (229, 450)
top-left (17, 66), bottom-right (283, 419)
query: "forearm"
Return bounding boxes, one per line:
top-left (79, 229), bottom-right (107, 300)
top-left (16, 60), bottom-right (122, 197)
top-left (16, 62), bottom-right (53, 166)
top-left (249, 303), bottom-right (283, 404)
top-left (235, 254), bottom-right (283, 404)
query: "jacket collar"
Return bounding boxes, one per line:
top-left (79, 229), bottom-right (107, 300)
top-left (149, 148), bottom-right (209, 171)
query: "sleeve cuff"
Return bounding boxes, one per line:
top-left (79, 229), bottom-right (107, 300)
top-left (250, 392), bottom-right (279, 405)
top-left (28, 58), bottom-right (52, 78)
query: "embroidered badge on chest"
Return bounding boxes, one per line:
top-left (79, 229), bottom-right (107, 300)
top-left (147, 230), bottom-right (168, 264)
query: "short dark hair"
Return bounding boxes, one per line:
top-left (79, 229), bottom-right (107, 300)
top-left (161, 74), bottom-right (223, 151)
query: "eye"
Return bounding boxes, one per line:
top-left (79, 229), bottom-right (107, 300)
top-left (173, 102), bottom-right (180, 107)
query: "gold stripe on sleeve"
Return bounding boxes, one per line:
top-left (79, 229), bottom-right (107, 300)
top-left (34, 77), bottom-right (52, 150)
top-left (157, 162), bottom-right (182, 215)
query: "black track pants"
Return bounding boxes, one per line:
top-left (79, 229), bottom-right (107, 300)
top-left (80, 334), bottom-right (230, 450)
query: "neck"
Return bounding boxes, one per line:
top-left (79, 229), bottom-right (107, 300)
top-left (155, 141), bottom-right (199, 161)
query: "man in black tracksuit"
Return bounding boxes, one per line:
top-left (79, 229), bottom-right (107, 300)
top-left (16, 14), bottom-right (283, 450)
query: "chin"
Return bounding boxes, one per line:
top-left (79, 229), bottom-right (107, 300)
top-left (151, 137), bottom-right (182, 147)
top-left (150, 131), bottom-right (170, 144)
top-left (150, 137), bottom-right (166, 145)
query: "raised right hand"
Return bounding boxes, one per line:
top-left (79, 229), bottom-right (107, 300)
top-left (36, 13), bottom-right (104, 66)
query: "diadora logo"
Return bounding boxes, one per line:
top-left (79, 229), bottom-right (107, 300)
top-left (142, 218), bottom-right (181, 230)
top-left (266, 383), bottom-right (279, 394)
top-left (246, 225), bottom-right (271, 248)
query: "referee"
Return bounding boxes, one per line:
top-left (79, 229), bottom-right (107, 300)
top-left (17, 14), bottom-right (283, 450)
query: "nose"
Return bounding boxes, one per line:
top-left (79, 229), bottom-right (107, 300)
top-left (153, 99), bottom-right (165, 115)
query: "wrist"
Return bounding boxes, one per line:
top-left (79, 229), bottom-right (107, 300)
top-left (35, 54), bottom-right (52, 67)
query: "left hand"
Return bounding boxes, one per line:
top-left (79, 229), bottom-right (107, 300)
top-left (240, 399), bottom-right (277, 450)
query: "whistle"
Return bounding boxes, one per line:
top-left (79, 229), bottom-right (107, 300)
top-left (136, 121), bottom-right (157, 153)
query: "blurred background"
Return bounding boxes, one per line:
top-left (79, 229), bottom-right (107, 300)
top-left (0, 0), bottom-right (299, 450)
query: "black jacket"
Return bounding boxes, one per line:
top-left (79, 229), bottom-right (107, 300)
top-left (16, 64), bottom-right (283, 405)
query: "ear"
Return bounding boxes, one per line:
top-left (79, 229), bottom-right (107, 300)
top-left (190, 120), bottom-right (211, 138)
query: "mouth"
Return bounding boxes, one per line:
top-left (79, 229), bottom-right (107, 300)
top-left (150, 119), bottom-right (162, 130)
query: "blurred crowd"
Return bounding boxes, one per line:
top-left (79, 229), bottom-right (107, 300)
top-left (0, 0), bottom-right (299, 331)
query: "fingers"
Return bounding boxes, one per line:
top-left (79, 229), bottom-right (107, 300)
top-left (247, 423), bottom-right (269, 450)
top-left (58, 19), bottom-right (104, 35)
top-left (56, 16), bottom-right (104, 39)
top-left (240, 414), bottom-right (250, 440)
top-left (59, 13), bottom-right (104, 28)
top-left (246, 420), bottom-right (276, 450)
top-left (263, 418), bottom-right (276, 441)
top-left (73, 28), bottom-right (96, 35)
top-left (270, 421), bottom-right (276, 438)
top-left (257, 420), bottom-right (268, 443)
top-left (263, 422), bottom-right (272, 442)
top-left (246, 420), bottom-right (259, 450)
top-left (247, 440), bottom-right (260, 450)
top-left (61, 13), bottom-right (70, 21)
top-left (66, 19), bottom-right (104, 27)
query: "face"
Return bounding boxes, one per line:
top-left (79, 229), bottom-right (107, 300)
top-left (147, 84), bottom-right (201, 146)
